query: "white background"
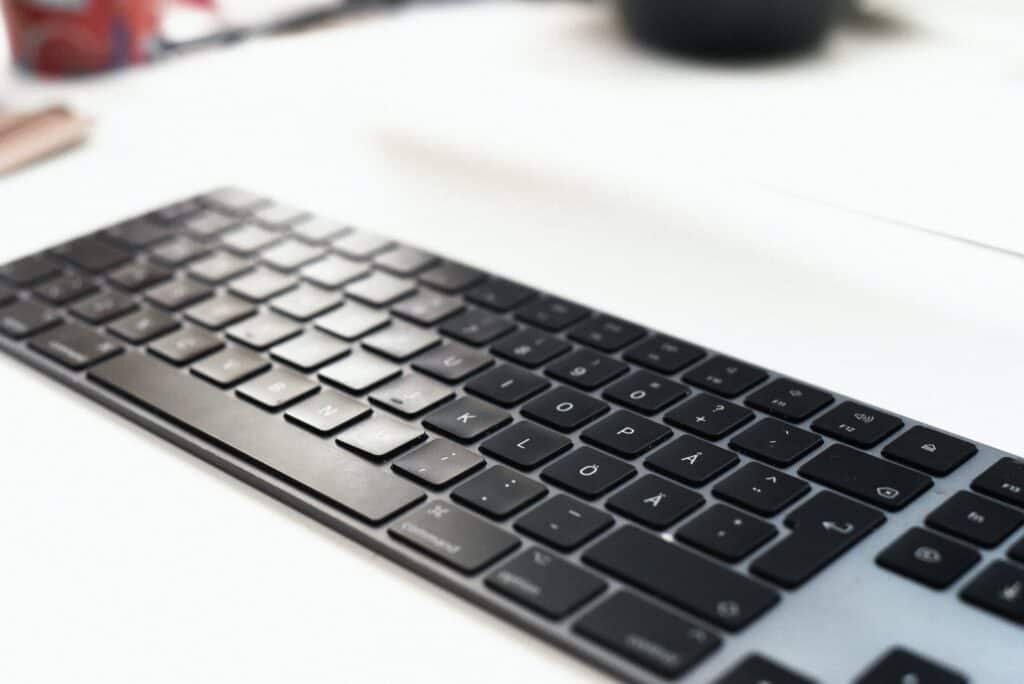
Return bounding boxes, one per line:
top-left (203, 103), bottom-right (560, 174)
top-left (1, 1), bottom-right (1023, 682)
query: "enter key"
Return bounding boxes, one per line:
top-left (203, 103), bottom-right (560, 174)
top-left (751, 491), bottom-right (886, 589)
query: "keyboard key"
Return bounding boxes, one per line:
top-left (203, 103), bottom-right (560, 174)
top-left (392, 290), bottom-right (464, 326)
top-left (29, 324), bottom-right (122, 370)
top-left (465, 365), bottom-right (549, 407)
top-left (145, 278), bottom-right (212, 310)
top-left (412, 343), bottom-right (493, 382)
top-left (373, 246), bottom-right (437, 275)
top-left (253, 202), bottom-right (308, 228)
top-left (750, 491), bottom-right (885, 588)
top-left (270, 330), bottom-right (350, 371)
top-left (346, 271), bottom-right (416, 306)
top-left (624, 334), bottom-right (704, 374)
top-left (516, 297), bottom-right (588, 331)
top-left (185, 295), bottom-right (256, 329)
top-left (191, 347), bottom-right (270, 387)
top-left (522, 387), bottom-right (609, 432)
top-left (418, 262), bottom-right (484, 293)
top-left (250, 200), bottom-right (304, 228)
top-left (515, 495), bottom-right (612, 550)
top-left (53, 236), bottom-right (132, 272)
top-left (252, 236), bottom-right (319, 270)
top-left (606, 474), bottom-right (704, 529)
top-left (337, 414), bottom-right (426, 460)
top-left (440, 308), bottom-right (515, 345)
top-left (665, 393), bottom-right (753, 440)
top-left (292, 216), bottom-right (348, 244)
top-left (0, 255), bottom-right (60, 286)
top-left (390, 500), bottom-right (519, 573)
top-left (319, 349), bottom-right (401, 392)
top-left (812, 401), bottom-right (904, 449)
top-left (187, 251), bottom-right (251, 283)
top-left (646, 435), bottom-right (739, 486)
top-left (0, 285), bottom-right (13, 307)
top-left (220, 224), bottom-right (281, 254)
top-left (284, 390), bottom-right (370, 434)
top-left (109, 307), bottom-right (179, 343)
top-left (299, 255), bottom-right (369, 288)
top-left (314, 301), bottom-right (388, 339)
top-left (184, 209), bottom-right (240, 239)
top-left (369, 373), bottom-right (454, 417)
top-left (34, 272), bottom-right (97, 305)
top-left (491, 327), bottom-right (570, 368)
top-left (676, 504), bottom-right (777, 563)
top-left (466, 278), bottom-right (535, 311)
top-left (227, 267), bottom-right (296, 301)
top-left (1010, 536), bottom-right (1024, 563)
top-left (452, 465), bottom-right (547, 518)
top-left (481, 421), bottom-right (571, 469)
top-left (971, 457), bottom-right (1024, 509)
top-left (202, 187), bottom-right (269, 213)
top-left (362, 322), bottom-right (440, 360)
top-left (0, 299), bottom-right (61, 339)
top-left (547, 349), bottom-right (628, 390)
top-left (961, 561), bottom-right (1024, 624)
top-left (800, 444), bottom-right (932, 511)
top-left (487, 548), bottom-right (606, 619)
top-left (604, 370), bottom-right (689, 414)
top-left (574, 592), bottom-right (720, 678)
top-left (226, 313), bottom-right (303, 350)
top-left (107, 261), bottom-right (172, 291)
top-left (270, 283), bottom-right (343, 320)
top-left (745, 378), bottom-right (834, 422)
top-left (261, 239), bottom-right (324, 271)
top-left (926, 491), bottom-right (1024, 548)
top-left (70, 290), bottom-right (137, 324)
top-left (584, 526), bottom-right (779, 630)
top-left (541, 447), bottom-right (636, 499)
top-left (423, 396), bottom-right (511, 442)
top-left (876, 527), bottom-right (980, 589)
top-left (580, 410), bottom-right (671, 459)
top-left (568, 315), bottom-right (644, 352)
top-left (151, 237), bottom-right (211, 266)
top-left (882, 426), bottom-right (976, 476)
top-left (392, 439), bottom-right (484, 488)
top-left (333, 230), bottom-right (394, 259)
top-left (684, 356), bottom-right (767, 398)
top-left (714, 462), bottom-right (810, 516)
top-left (729, 418), bottom-right (823, 467)
top-left (716, 655), bottom-right (816, 684)
top-left (89, 353), bottom-right (422, 524)
top-left (855, 648), bottom-right (966, 684)
top-left (149, 327), bottom-right (223, 365)
top-left (105, 217), bottom-right (173, 247)
top-left (237, 368), bottom-right (318, 410)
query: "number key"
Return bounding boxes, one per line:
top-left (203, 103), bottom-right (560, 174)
top-left (604, 370), bottom-right (689, 414)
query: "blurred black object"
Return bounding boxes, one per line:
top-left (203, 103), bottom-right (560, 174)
top-left (617, 0), bottom-right (849, 57)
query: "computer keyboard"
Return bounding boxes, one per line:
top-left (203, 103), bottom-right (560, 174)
top-left (1, 186), bottom-right (1021, 683)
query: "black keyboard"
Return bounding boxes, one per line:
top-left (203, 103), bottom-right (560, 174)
top-left (2, 187), bottom-right (1020, 683)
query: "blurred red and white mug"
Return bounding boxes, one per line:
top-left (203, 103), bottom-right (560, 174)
top-left (2, 0), bottom-right (163, 75)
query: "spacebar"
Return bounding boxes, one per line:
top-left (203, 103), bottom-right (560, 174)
top-left (88, 353), bottom-right (425, 524)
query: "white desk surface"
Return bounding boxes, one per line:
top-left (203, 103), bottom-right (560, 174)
top-left (1, 2), bottom-right (1023, 682)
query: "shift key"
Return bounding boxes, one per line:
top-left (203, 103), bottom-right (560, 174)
top-left (583, 526), bottom-right (778, 631)
top-left (390, 501), bottom-right (520, 573)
